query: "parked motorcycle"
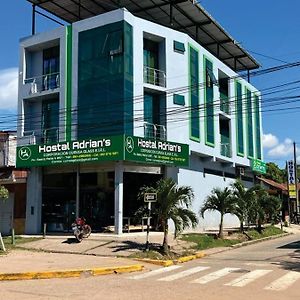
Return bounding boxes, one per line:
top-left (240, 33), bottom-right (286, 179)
top-left (71, 217), bottom-right (91, 242)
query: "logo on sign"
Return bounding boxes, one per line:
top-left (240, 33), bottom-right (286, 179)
top-left (125, 136), bottom-right (134, 153)
top-left (18, 147), bottom-right (32, 161)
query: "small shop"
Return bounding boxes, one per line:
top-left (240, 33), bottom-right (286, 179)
top-left (16, 135), bottom-right (189, 233)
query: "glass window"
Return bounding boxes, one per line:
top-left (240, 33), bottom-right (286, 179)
top-left (174, 41), bottom-right (185, 53)
top-left (173, 94), bottom-right (185, 106)
top-left (236, 81), bottom-right (244, 155)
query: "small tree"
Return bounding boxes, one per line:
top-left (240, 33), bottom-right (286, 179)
top-left (138, 178), bottom-right (198, 253)
top-left (200, 187), bottom-right (235, 239)
top-left (253, 186), bottom-right (281, 232)
top-left (0, 185), bottom-right (9, 200)
top-left (231, 180), bottom-right (256, 232)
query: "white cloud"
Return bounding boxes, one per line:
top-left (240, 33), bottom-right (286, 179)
top-left (267, 140), bottom-right (297, 159)
top-left (262, 133), bottom-right (278, 149)
top-left (0, 68), bottom-right (18, 110)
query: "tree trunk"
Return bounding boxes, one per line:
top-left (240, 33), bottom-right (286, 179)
top-left (257, 218), bottom-right (262, 233)
top-left (219, 214), bottom-right (224, 239)
top-left (162, 220), bottom-right (169, 254)
top-left (240, 220), bottom-right (244, 233)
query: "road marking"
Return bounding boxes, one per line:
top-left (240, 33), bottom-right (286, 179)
top-left (158, 266), bottom-right (210, 282)
top-left (128, 266), bottom-right (182, 280)
top-left (264, 271), bottom-right (300, 291)
top-left (192, 267), bottom-right (240, 284)
top-left (225, 269), bottom-right (272, 287)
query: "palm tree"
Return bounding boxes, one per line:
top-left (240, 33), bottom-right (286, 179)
top-left (253, 186), bottom-right (281, 232)
top-left (200, 187), bottom-right (235, 239)
top-left (138, 178), bottom-right (198, 253)
top-left (231, 180), bottom-right (256, 232)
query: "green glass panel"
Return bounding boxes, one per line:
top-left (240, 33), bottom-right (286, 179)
top-left (254, 94), bottom-right (262, 160)
top-left (173, 94), bottom-right (185, 106)
top-left (205, 58), bottom-right (214, 146)
top-left (246, 89), bottom-right (254, 158)
top-left (78, 21), bottom-right (133, 138)
top-left (42, 99), bottom-right (59, 144)
top-left (189, 46), bottom-right (200, 141)
top-left (236, 82), bottom-right (244, 155)
top-left (174, 41), bottom-right (185, 53)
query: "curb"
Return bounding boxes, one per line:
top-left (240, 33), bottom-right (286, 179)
top-left (0, 265), bottom-right (143, 281)
top-left (230, 232), bottom-right (291, 249)
top-left (134, 258), bottom-right (173, 267)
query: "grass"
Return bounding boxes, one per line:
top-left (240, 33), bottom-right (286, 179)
top-left (246, 225), bottom-right (284, 240)
top-left (0, 236), bottom-right (41, 254)
top-left (180, 233), bottom-right (243, 251)
top-left (180, 226), bottom-right (284, 251)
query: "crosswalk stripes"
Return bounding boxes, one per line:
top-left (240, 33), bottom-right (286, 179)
top-left (224, 269), bottom-right (272, 287)
top-left (127, 264), bottom-right (300, 292)
top-left (128, 265), bottom-right (182, 280)
top-left (191, 267), bottom-right (240, 284)
top-left (158, 266), bottom-right (210, 282)
top-left (264, 271), bottom-right (300, 291)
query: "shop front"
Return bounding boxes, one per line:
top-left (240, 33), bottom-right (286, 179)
top-left (17, 135), bottom-right (189, 234)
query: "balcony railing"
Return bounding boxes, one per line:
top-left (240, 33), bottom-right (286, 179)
top-left (24, 72), bottom-right (60, 94)
top-left (220, 93), bottom-right (230, 114)
top-left (21, 128), bottom-right (59, 145)
top-left (220, 142), bottom-right (232, 158)
top-left (144, 122), bottom-right (166, 140)
top-left (143, 66), bottom-right (166, 88)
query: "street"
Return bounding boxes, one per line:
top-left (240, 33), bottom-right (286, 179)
top-left (1, 234), bottom-right (300, 300)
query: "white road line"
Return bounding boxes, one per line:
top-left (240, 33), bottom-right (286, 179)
top-left (192, 267), bottom-right (240, 284)
top-left (128, 266), bottom-right (182, 280)
top-left (158, 266), bottom-right (210, 282)
top-left (225, 269), bottom-right (272, 287)
top-left (264, 271), bottom-right (300, 291)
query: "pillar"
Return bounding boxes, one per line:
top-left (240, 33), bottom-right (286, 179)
top-left (114, 162), bottom-right (124, 235)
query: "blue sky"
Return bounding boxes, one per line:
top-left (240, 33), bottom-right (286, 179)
top-left (0, 0), bottom-right (299, 166)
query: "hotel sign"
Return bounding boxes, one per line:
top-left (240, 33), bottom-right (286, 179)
top-left (287, 160), bottom-right (296, 198)
top-left (16, 135), bottom-right (189, 168)
top-left (16, 136), bottom-right (123, 168)
top-left (251, 159), bottom-right (267, 174)
top-left (124, 136), bottom-right (189, 167)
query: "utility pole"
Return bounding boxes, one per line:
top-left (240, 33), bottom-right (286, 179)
top-left (294, 142), bottom-right (299, 213)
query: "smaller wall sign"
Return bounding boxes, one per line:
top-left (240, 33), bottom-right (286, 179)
top-left (251, 159), bottom-right (267, 174)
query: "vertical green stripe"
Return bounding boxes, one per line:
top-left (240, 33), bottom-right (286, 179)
top-left (235, 81), bottom-right (244, 156)
top-left (65, 25), bottom-right (72, 141)
top-left (204, 56), bottom-right (215, 147)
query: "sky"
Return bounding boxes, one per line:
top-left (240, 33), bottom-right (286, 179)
top-left (0, 0), bottom-right (299, 167)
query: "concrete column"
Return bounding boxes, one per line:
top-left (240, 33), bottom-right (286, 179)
top-left (25, 167), bottom-right (42, 234)
top-left (114, 162), bottom-right (124, 235)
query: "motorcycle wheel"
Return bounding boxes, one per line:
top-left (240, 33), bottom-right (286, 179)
top-left (75, 232), bottom-right (83, 242)
top-left (82, 225), bottom-right (91, 238)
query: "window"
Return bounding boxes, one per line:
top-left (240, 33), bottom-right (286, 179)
top-left (173, 94), bottom-right (185, 106)
top-left (189, 45), bottom-right (200, 141)
top-left (174, 41), bottom-right (185, 54)
top-left (204, 57), bottom-right (215, 146)
top-left (236, 81), bottom-right (244, 156)
top-left (246, 88), bottom-right (254, 158)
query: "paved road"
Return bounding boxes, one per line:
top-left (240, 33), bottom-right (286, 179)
top-left (1, 234), bottom-right (300, 300)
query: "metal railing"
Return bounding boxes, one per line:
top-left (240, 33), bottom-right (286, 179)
top-left (143, 66), bottom-right (166, 88)
top-left (24, 72), bottom-right (60, 94)
top-left (144, 122), bottom-right (166, 140)
top-left (21, 127), bottom-right (59, 145)
top-left (220, 93), bottom-right (231, 115)
top-left (220, 142), bottom-right (232, 158)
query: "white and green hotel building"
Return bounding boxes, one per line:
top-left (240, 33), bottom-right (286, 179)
top-left (17, 1), bottom-right (265, 234)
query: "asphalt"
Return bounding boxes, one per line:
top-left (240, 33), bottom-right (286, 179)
top-left (1, 224), bottom-right (299, 281)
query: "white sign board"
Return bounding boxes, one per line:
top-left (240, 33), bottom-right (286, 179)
top-left (144, 193), bottom-right (157, 203)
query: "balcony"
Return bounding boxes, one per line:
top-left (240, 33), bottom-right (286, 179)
top-left (144, 122), bottom-right (166, 140)
top-left (143, 66), bottom-right (166, 88)
top-left (20, 128), bottom-right (59, 146)
top-left (24, 73), bottom-right (60, 95)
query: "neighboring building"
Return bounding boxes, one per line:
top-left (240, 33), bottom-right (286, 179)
top-left (17, 1), bottom-right (264, 234)
top-left (0, 131), bottom-right (27, 235)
